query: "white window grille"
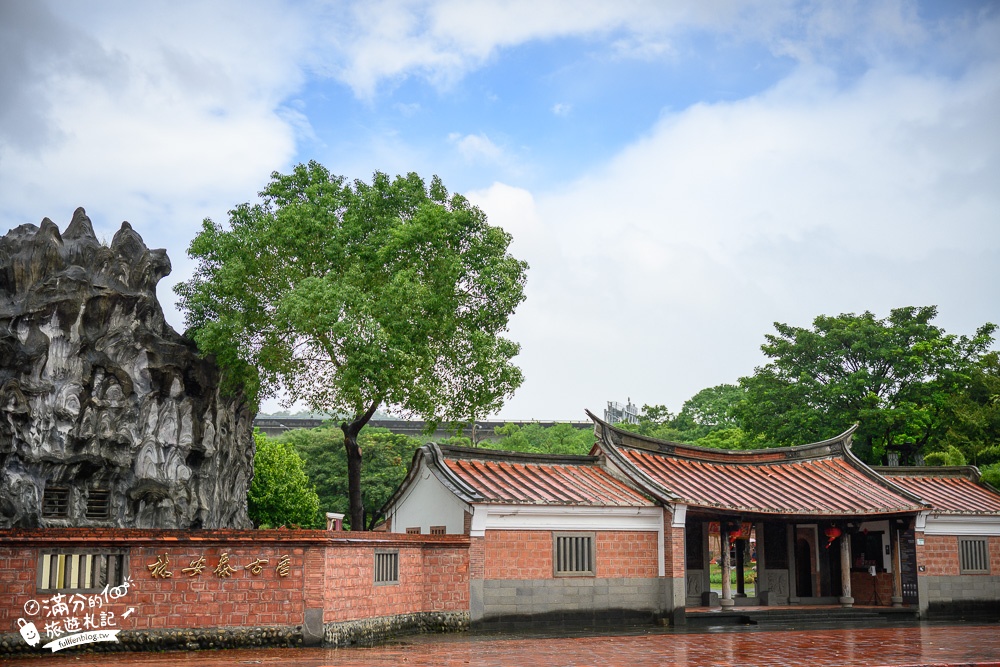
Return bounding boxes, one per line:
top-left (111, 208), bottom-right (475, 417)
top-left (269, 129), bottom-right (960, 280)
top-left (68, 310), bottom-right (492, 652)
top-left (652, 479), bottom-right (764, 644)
top-left (38, 551), bottom-right (129, 592)
top-left (959, 537), bottom-right (989, 574)
top-left (374, 550), bottom-right (399, 584)
top-left (554, 533), bottom-right (595, 576)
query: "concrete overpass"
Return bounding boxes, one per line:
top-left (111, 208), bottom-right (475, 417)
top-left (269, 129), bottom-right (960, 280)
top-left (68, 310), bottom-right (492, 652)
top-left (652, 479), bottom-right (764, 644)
top-left (253, 417), bottom-right (593, 443)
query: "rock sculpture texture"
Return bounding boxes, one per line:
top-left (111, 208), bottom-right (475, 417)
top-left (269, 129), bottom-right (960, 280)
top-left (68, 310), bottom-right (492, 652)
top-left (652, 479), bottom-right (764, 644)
top-left (0, 208), bottom-right (253, 528)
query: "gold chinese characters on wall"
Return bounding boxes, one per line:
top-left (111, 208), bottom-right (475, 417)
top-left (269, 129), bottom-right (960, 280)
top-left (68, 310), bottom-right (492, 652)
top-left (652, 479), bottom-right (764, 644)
top-left (146, 552), bottom-right (291, 579)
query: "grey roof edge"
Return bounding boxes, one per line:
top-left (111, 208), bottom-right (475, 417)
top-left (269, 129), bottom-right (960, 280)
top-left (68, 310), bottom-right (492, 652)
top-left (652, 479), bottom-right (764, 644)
top-left (875, 465), bottom-right (1000, 497)
top-left (584, 409), bottom-right (861, 462)
top-left (375, 443), bottom-right (485, 522)
top-left (874, 465), bottom-right (982, 482)
top-left (437, 443), bottom-right (600, 466)
top-left (588, 415), bottom-right (680, 504)
top-left (839, 442), bottom-right (930, 511)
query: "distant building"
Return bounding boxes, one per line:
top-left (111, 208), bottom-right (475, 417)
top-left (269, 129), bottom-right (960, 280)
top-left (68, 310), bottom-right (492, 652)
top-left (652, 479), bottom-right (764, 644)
top-left (604, 398), bottom-right (639, 425)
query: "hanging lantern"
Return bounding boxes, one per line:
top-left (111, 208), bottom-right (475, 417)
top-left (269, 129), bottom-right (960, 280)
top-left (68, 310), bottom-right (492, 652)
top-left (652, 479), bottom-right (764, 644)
top-left (824, 526), bottom-right (842, 549)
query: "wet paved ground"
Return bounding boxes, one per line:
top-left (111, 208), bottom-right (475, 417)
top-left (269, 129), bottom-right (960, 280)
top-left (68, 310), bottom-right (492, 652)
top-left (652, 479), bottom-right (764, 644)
top-left (7, 622), bottom-right (1000, 667)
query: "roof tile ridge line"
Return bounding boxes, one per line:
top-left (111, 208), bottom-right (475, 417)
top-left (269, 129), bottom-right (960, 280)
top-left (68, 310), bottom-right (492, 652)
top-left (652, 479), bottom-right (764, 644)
top-left (730, 459), bottom-right (811, 511)
top-left (505, 459), bottom-right (579, 503)
top-left (809, 458), bottom-right (911, 512)
top-left (710, 457), bottom-right (796, 511)
top-left (473, 457), bottom-right (547, 502)
top-left (590, 417), bottom-right (679, 503)
top-left (873, 465), bottom-right (982, 483)
top-left (582, 464), bottom-right (652, 505)
top-left (589, 449), bottom-right (658, 505)
top-left (585, 409), bottom-right (862, 462)
top-left (838, 439), bottom-right (931, 510)
top-left (450, 458), bottom-right (517, 500)
top-left (830, 460), bottom-right (919, 512)
top-left (437, 444), bottom-right (599, 465)
top-left (627, 451), bottom-right (698, 505)
top-left (425, 443), bottom-right (484, 501)
top-left (544, 460), bottom-right (644, 506)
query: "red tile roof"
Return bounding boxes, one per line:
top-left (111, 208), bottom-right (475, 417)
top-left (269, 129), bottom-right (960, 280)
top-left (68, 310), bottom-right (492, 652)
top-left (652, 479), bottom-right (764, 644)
top-left (441, 449), bottom-right (652, 507)
top-left (588, 411), bottom-right (926, 517)
top-left (879, 469), bottom-right (1000, 515)
top-left (621, 448), bottom-right (923, 516)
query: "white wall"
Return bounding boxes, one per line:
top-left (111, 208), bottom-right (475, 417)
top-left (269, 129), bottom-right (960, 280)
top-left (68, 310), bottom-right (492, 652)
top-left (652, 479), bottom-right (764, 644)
top-left (388, 464), bottom-right (469, 534)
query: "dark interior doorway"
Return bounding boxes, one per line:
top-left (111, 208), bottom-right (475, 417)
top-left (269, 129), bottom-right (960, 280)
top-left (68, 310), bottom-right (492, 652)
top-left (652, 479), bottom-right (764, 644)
top-left (795, 538), bottom-right (812, 597)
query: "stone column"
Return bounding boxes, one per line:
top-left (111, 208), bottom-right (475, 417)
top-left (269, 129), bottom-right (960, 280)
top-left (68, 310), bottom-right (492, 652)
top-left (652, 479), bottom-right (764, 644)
top-left (721, 529), bottom-right (734, 607)
top-left (839, 532), bottom-right (854, 608)
top-left (891, 525), bottom-right (903, 607)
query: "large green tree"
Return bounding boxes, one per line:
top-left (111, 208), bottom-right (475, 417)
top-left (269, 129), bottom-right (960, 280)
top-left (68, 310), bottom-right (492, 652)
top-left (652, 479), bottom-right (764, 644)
top-left (271, 426), bottom-right (422, 529)
top-left (735, 306), bottom-right (996, 464)
top-left (176, 162), bottom-right (528, 529)
top-left (248, 432), bottom-right (321, 528)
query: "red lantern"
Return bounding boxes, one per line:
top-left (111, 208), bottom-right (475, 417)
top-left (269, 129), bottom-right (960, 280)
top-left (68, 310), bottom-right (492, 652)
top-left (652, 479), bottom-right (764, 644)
top-left (824, 526), bottom-right (842, 549)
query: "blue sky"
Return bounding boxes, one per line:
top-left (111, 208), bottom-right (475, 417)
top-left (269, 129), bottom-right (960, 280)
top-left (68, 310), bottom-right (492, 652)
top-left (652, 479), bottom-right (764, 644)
top-left (1, 1), bottom-right (998, 420)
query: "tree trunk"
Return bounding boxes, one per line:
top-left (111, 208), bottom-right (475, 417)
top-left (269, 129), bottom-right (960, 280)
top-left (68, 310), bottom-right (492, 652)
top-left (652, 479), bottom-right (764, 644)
top-left (341, 400), bottom-right (380, 531)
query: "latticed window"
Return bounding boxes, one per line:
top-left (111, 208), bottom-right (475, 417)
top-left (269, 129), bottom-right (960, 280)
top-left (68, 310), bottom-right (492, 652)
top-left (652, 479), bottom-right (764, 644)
top-left (429, 526), bottom-right (446, 535)
top-left (374, 550), bottom-right (399, 584)
top-left (42, 486), bottom-right (70, 518)
top-left (959, 537), bottom-right (989, 574)
top-left (38, 552), bottom-right (128, 592)
top-left (405, 527), bottom-right (421, 534)
top-left (86, 489), bottom-right (111, 520)
top-left (554, 532), bottom-right (595, 576)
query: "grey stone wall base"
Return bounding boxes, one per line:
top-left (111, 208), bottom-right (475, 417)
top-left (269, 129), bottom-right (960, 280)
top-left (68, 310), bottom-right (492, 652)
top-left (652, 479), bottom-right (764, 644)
top-left (324, 611), bottom-right (470, 647)
top-left (1, 626), bottom-right (303, 658)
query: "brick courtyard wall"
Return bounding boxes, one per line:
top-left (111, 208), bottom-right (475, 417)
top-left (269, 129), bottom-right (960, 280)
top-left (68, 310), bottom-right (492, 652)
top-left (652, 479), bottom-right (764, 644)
top-left (321, 539), bottom-right (468, 623)
top-left (662, 520), bottom-right (685, 579)
top-left (484, 530), bottom-right (551, 579)
top-left (477, 528), bottom-right (663, 623)
top-left (595, 532), bottom-right (659, 578)
top-left (916, 531), bottom-right (1000, 617)
top-left (919, 534), bottom-right (960, 576)
top-left (0, 529), bottom-right (469, 655)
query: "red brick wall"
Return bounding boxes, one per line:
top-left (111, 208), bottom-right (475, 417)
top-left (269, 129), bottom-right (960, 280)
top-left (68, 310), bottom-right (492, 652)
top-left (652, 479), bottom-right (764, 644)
top-left (469, 537), bottom-right (485, 580)
top-left (482, 530), bottom-right (659, 580)
top-left (662, 521), bottom-right (684, 578)
top-left (422, 544), bottom-right (469, 611)
top-left (128, 544), bottom-right (307, 630)
top-left (484, 530), bottom-right (552, 579)
top-left (918, 534), bottom-right (960, 576)
top-left (595, 532), bottom-right (658, 578)
top-left (917, 534), bottom-right (1000, 577)
top-left (1, 529), bottom-right (468, 639)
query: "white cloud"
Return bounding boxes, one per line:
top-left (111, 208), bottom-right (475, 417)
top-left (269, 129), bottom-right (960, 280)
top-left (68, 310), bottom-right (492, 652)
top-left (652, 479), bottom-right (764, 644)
top-left (487, 58), bottom-right (1000, 419)
top-left (551, 103), bottom-right (573, 117)
top-left (449, 132), bottom-right (505, 163)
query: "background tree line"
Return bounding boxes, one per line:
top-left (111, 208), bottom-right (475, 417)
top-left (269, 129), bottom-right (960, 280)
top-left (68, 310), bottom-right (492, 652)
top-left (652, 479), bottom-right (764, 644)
top-left (248, 305), bottom-right (998, 529)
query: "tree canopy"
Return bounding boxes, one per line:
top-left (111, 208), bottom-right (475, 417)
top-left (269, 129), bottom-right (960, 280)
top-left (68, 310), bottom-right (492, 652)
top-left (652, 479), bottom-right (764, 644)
top-left (269, 426), bottom-right (422, 530)
top-left (735, 306), bottom-right (996, 464)
top-left (248, 432), bottom-right (321, 528)
top-left (176, 162), bottom-right (528, 529)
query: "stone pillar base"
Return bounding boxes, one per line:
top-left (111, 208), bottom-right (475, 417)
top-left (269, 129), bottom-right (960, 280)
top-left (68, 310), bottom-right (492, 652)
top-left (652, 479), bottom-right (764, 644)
top-left (720, 598), bottom-right (735, 608)
top-left (839, 596), bottom-right (854, 608)
top-left (891, 596), bottom-right (903, 608)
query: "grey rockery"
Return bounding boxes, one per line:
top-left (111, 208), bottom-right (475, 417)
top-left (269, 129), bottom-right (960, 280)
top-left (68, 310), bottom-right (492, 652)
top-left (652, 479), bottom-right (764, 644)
top-left (0, 208), bottom-right (253, 529)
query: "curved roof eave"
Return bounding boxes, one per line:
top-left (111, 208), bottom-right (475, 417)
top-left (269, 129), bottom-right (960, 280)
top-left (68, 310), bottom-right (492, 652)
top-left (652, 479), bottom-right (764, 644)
top-left (376, 443), bottom-right (485, 520)
top-left (588, 414), bottom-right (680, 504)
top-left (585, 409), bottom-right (860, 462)
top-left (586, 409), bottom-right (928, 513)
